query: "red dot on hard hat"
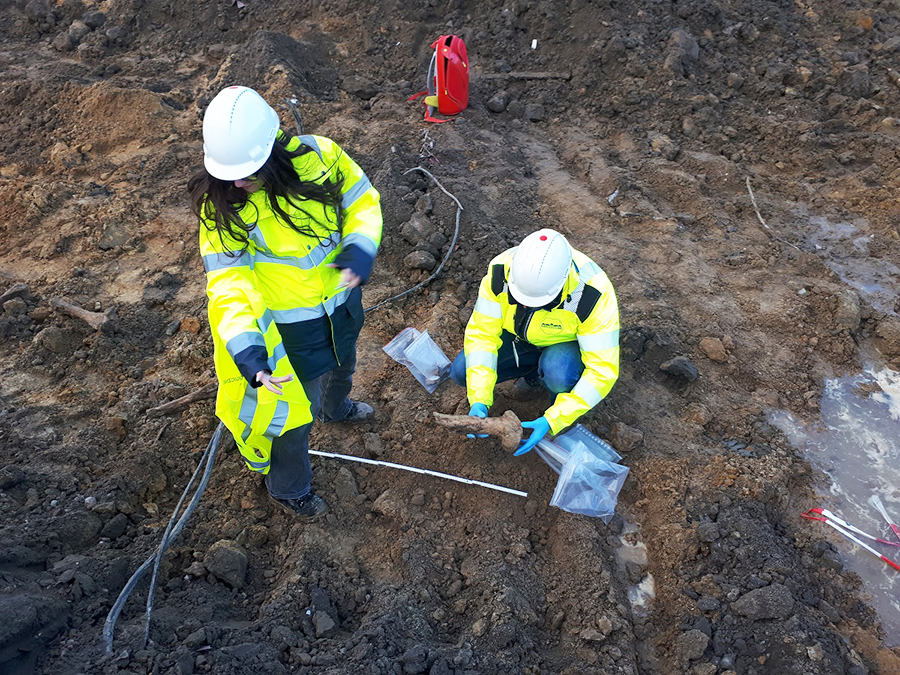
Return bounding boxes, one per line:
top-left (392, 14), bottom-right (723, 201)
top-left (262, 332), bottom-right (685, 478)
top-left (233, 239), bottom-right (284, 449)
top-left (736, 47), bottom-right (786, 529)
top-left (540, 235), bottom-right (548, 241)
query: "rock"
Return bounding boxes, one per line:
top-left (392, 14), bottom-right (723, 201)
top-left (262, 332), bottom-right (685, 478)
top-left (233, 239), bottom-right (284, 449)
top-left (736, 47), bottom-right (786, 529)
top-left (405, 250), bottom-right (437, 271)
top-left (312, 611), bottom-right (337, 638)
top-left (401, 213), bottom-right (437, 245)
top-left (333, 467), bottom-right (358, 499)
top-left (363, 432), bottom-right (384, 457)
top-left (52, 32), bottom-right (74, 52)
top-left (445, 579), bottom-right (463, 598)
top-left (82, 11), bottom-right (106, 29)
top-left (648, 132), bottom-right (680, 161)
top-left (204, 540), bottom-right (248, 588)
top-left (581, 628), bottom-right (607, 642)
top-left (608, 422), bottom-right (643, 452)
top-left (699, 337), bottom-right (727, 362)
top-left (98, 223), bottom-right (130, 250)
top-left (524, 104), bottom-right (545, 121)
top-left (0, 466), bottom-right (25, 490)
top-left (343, 75), bottom-right (379, 100)
top-left (68, 20), bottom-right (91, 42)
top-left (372, 489), bottom-right (408, 520)
top-left (66, 511), bottom-right (103, 548)
top-left (664, 29), bottom-right (699, 76)
top-left (3, 298), bottom-right (27, 316)
top-left (683, 403), bottom-right (711, 426)
top-left (692, 664), bottom-right (717, 675)
top-left (839, 65), bottom-right (871, 99)
top-left (697, 522), bottom-right (720, 542)
top-left (625, 561), bottom-right (645, 583)
top-left (400, 644), bottom-right (428, 673)
top-left (697, 596), bottom-right (720, 612)
top-left (732, 583), bottom-right (794, 620)
top-left (101, 513), bottom-right (129, 539)
top-left (105, 416), bottom-right (127, 442)
top-left (660, 355), bottom-right (698, 381)
top-left (106, 26), bottom-right (125, 43)
top-left (184, 626), bottom-right (208, 648)
top-left (184, 561), bottom-right (207, 577)
top-left (596, 616), bottom-right (613, 635)
top-left (832, 289), bottom-right (860, 332)
top-left (677, 629), bottom-right (709, 661)
top-left (874, 317), bottom-right (900, 356)
top-left (24, 0), bottom-right (51, 20)
top-left (486, 91), bottom-right (511, 112)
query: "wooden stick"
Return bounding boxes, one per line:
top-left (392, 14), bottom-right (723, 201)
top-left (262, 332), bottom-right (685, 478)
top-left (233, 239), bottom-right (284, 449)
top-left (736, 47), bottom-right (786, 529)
top-left (433, 410), bottom-right (523, 453)
top-left (147, 383), bottom-right (217, 418)
top-left (50, 297), bottom-right (118, 331)
top-left (477, 71), bottom-right (571, 80)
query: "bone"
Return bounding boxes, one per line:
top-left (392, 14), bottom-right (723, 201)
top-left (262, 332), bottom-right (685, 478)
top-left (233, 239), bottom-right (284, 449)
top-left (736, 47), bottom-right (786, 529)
top-left (433, 410), bottom-right (523, 453)
top-left (50, 297), bottom-right (118, 331)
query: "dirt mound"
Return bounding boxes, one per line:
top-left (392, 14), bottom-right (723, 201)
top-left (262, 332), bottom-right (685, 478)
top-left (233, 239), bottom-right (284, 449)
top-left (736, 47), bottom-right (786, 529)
top-left (1, 0), bottom-right (900, 673)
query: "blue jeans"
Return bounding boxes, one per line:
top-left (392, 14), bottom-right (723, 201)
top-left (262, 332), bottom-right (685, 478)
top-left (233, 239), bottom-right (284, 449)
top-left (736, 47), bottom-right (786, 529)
top-left (264, 344), bottom-right (357, 500)
top-left (449, 331), bottom-right (583, 395)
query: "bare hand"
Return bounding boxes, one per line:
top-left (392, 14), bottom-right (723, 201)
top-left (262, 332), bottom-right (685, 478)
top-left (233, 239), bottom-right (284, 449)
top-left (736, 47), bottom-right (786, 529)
top-left (328, 264), bottom-right (361, 290)
top-left (255, 371), bottom-right (293, 395)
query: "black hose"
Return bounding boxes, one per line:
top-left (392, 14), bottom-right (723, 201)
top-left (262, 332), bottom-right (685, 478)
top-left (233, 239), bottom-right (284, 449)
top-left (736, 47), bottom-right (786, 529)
top-left (103, 422), bottom-right (224, 653)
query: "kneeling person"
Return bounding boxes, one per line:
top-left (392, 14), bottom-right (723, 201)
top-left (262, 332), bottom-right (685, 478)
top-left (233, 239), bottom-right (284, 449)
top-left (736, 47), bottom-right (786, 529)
top-left (450, 229), bottom-right (619, 454)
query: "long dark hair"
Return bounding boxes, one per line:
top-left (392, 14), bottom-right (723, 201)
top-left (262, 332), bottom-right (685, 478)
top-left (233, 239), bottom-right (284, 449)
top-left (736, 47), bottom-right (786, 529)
top-left (189, 133), bottom-right (344, 253)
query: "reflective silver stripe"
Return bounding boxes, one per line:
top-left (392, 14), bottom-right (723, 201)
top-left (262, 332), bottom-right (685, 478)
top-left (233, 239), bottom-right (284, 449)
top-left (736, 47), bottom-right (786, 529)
top-left (226, 331), bottom-right (266, 358)
top-left (466, 351), bottom-right (498, 371)
top-left (474, 297), bottom-right (503, 319)
top-left (579, 263), bottom-right (600, 280)
top-left (267, 342), bottom-right (287, 371)
top-left (269, 287), bottom-right (351, 323)
top-left (203, 251), bottom-right (251, 273)
top-left (572, 378), bottom-right (603, 407)
top-left (577, 330), bottom-right (619, 352)
top-left (298, 135), bottom-right (323, 161)
top-left (248, 226), bottom-right (267, 251)
top-left (239, 385), bottom-right (258, 429)
top-left (342, 232), bottom-right (378, 257)
top-left (258, 310), bottom-right (274, 334)
top-left (253, 231), bottom-right (342, 270)
top-left (341, 176), bottom-right (372, 209)
top-left (244, 457), bottom-right (269, 471)
top-left (266, 399), bottom-right (290, 437)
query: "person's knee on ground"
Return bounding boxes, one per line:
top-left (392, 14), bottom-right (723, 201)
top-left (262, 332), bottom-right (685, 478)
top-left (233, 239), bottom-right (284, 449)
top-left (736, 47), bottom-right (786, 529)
top-left (450, 350), bottom-right (467, 386)
top-left (538, 342), bottom-right (584, 394)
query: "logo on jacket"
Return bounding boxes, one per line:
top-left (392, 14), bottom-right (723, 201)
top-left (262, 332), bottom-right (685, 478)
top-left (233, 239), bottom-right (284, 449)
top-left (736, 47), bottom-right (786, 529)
top-left (540, 320), bottom-right (563, 333)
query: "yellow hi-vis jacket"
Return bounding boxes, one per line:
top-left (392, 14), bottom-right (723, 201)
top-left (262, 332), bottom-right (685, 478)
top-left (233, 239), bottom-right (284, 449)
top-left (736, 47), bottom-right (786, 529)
top-left (200, 134), bottom-right (383, 473)
top-left (464, 248), bottom-right (620, 435)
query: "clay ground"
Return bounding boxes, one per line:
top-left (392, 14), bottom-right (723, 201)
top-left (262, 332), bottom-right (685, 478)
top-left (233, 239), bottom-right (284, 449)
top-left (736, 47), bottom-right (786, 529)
top-left (3, 0), bottom-right (900, 673)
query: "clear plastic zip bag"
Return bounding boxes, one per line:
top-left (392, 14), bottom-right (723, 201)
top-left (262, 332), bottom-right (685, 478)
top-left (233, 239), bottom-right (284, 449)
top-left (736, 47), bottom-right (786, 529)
top-left (383, 327), bottom-right (451, 393)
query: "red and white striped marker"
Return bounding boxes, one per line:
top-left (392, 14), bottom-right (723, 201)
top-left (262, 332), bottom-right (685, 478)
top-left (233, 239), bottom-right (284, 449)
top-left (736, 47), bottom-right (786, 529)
top-left (869, 495), bottom-right (900, 544)
top-left (802, 508), bottom-right (900, 574)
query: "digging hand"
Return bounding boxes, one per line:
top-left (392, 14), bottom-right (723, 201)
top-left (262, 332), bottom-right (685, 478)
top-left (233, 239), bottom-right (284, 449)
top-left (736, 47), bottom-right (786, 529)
top-left (515, 417), bottom-right (550, 456)
top-left (466, 403), bottom-right (489, 438)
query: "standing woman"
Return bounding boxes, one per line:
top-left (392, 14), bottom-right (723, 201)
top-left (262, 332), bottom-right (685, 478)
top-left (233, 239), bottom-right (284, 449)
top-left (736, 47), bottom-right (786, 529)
top-left (189, 86), bottom-right (382, 519)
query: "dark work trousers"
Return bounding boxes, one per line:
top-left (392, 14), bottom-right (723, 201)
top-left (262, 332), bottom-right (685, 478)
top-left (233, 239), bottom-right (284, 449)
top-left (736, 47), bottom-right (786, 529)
top-left (264, 342), bottom-right (358, 500)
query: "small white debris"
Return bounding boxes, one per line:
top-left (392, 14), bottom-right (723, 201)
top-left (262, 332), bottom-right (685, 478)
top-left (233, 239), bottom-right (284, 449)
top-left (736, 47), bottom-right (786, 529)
top-left (85, 496), bottom-right (97, 509)
top-left (531, 39), bottom-right (538, 49)
top-left (607, 189), bottom-right (619, 205)
top-left (798, 288), bottom-right (808, 296)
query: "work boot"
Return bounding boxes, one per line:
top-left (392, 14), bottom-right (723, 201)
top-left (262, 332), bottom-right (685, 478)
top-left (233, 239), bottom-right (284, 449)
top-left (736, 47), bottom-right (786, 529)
top-left (270, 492), bottom-right (328, 520)
top-left (322, 400), bottom-right (374, 423)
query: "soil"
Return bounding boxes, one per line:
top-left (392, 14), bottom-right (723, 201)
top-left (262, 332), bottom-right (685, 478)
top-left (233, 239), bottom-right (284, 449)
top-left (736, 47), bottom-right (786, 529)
top-left (2, 0), bottom-right (900, 674)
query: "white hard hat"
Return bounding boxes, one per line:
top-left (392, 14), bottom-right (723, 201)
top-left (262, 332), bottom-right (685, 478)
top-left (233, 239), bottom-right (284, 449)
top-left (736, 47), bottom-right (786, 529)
top-left (508, 229), bottom-right (573, 307)
top-left (202, 86), bottom-right (280, 181)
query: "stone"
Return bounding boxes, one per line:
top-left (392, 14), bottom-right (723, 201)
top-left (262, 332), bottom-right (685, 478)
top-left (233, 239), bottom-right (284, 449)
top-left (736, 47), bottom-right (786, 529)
top-left (732, 583), bottom-right (794, 620)
top-left (405, 250), bottom-right (437, 271)
top-left (333, 467), bottom-right (358, 499)
top-left (683, 403), bottom-right (711, 426)
top-left (184, 626), bottom-right (208, 648)
top-left (343, 75), bottom-right (379, 100)
top-left (874, 317), bottom-right (900, 356)
top-left (697, 522), bottom-right (720, 542)
top-left (625, 561), bottom-right (645, 584)
top-left (312, 610), bottom-right (337, 638)
top-left (66, 511), bottom-right (103, 547)
top-left (101, 513), bottom-right (128, 539)
top-left (363, 432), bottom-right (384, 457)
top-left (677, 629), bottom-right (709, 661)
top-left (24, 0), bottom-right (51, 20)
top-left (697, 596), bottom-right (720, 612)
top-left (832, 289), bottom-right (860, 332)
top-left (660, 355), bottom-right (698, 381)
top-left (608, 422), bottom-right (643, 452)
top-left (838, 65), bottom-right (871, 99)
top-left (372, 489), bottom-right (408, 520)
top-left (664, 29), bottom-right (699, 76)
top-left (184, 561), bottom-right (207, 577)
top-left (401, 213), bottom-right (437, 245)
top-left (524, 104), bottom-right (545, 121)
top-left (581, 628), bottom-right (607, 642)
top-left (699, 337), bottom-right (727, 362)
top-left (52, 32), bottom-right (74, 52)
top-left (648, 132), bottom-right (680, 161)
top-left (486, 91), bottom-right (510, 112)
top-left (68, 20), bottom-right (91, 42)
top-left (3, 298), bottom-right (27, 316)
top-left (82, 10), bottom-right (106, 29)
top-left (204, 540), bottom-right (248, 588)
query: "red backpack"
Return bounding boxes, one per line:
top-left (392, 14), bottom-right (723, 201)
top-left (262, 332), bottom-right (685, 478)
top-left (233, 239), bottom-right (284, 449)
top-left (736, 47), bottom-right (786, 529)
top-left (409, 35), bottom-right (469, 123)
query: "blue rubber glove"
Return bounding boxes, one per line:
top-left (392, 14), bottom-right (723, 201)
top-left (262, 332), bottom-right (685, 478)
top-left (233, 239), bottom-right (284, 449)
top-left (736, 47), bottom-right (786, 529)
top-left (515, 417), bottom-right (551, 456)
top-left (467, 403), bottom-right (489, 439)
